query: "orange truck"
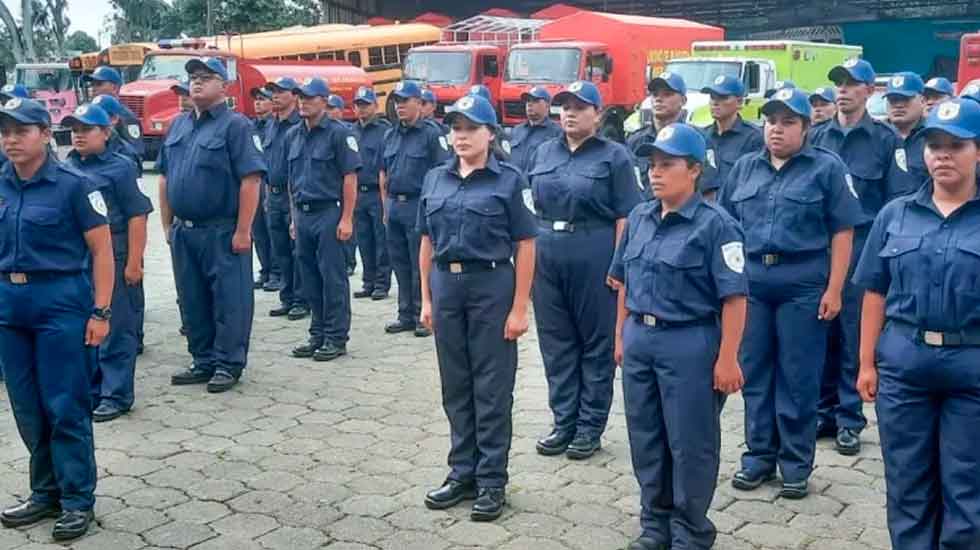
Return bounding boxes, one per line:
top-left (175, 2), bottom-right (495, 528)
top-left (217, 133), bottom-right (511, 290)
top-left (119, 42), bottom-right (370, 160)
top-left (957, 31), bottom-right (980, 91)
top-left (498, 11), bottom-right (723, 138)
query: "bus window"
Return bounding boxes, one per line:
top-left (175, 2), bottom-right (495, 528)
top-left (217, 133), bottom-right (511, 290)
top-left (301, 53), bottom-right (316, 61)
top-left (383, 46), bottom-right (398, 65)
top-left (368, 47), bottom-right (383, 67)
top-left (333, 50), bottom-right (344, 60)
top-left (348, 51), bottom-right (362, 67)
top-left (398, 44), bottom-right (411, 59)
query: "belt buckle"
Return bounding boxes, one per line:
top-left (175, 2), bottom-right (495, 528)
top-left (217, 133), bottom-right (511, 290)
top-left (9, 272), bottom-right (27, 284)
top-left (642, 314), bottom-right (657, 327)
top-left (302, 203), bottom-right (311, 212)
top-left (762, 253), bottom-right (779, 266)
top-left (182, 220), bottom-right (194, 228)
top-left (449, 262), bottom-right (463, 274)
top-left (923, 330), bottom-right (944, 346)
top-left (397, 194), bottom-right (408, 202)
top-left (552, 220), bottom-right (571, 232)
top-left (359, 185), bottom-right (369, 192)
top-left (271, 187), bottom-right (281, 194)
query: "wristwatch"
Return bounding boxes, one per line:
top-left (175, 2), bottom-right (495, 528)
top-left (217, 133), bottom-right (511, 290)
top-left (92, 306), bottom-right (112, 321)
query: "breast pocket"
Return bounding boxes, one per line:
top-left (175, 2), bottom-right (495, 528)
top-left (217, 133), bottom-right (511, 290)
top-left (312, 148), bottom-right (337, 181)
top-left (423, 197), bottom-right (453, 241)
top-left (21, 205), bottom-right (64, 243)
top-left (528, 163), bottom-right (567, 214)
top-left (655, 241), bottom-right (707, 301)
top-left (782, 184), bottom-right (826, 245)
top-left (879, 235), bottom-right (921, 295)
top-left (573, 164), bottom-right (611, 203)
top-left (954, 238), bottom-right (980, 296)
top-left (196, 138), bottom-right (230, 178)
top-left (463, 196), bottom-right (508, 248)
top-left (729, 179), bottom-right (763, 224)
top-left (0, 204), bottom-right (11, 258)
top-left (622, 238), bottom-right (652, 299)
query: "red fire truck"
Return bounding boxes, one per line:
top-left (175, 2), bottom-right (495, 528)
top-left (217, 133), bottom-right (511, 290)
top-left (957, 31), bottom-right (980, 92)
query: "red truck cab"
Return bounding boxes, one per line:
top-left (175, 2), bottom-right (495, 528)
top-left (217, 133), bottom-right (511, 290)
top-left (402, 43), bottom-right (505, 116)
top-left (957, 31), bottom-right (980, 93)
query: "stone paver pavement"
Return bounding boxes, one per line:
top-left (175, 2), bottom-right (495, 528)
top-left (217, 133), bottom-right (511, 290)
top-left (0, 175), bottom-right (891, 549)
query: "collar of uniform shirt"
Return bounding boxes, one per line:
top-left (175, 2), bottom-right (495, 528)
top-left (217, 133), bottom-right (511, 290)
top-left (710, 115), bottom-right (751, 137)
top-left (651, 191), bottom-right (702, 221)
top-left (68, 148), bottom-right (114, 164)
top-left (829, 110), bottom-right (876, 135)
top-left (913, 176), bottom-right (980, 211)
top-left (560, 133), bottom-right (605, 153)
top-left (449, 154), bottom-right (502, 178)
top-left (759, 141), bottom-right (819, 166)
top-left (7, 154), bottom-right (60, 187)
top-left (397, 117), bottom-right (427, 132)
top-left (192, 101), bottom-right (229, 122)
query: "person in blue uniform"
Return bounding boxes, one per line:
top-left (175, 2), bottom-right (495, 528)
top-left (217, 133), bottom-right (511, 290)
top-left (263, 76), bottom-right (309, 322)
top-left (853, 97), bottom-right (980, 550)
top-left (810, 58), bottom-right (900, 456)
top-left (764, 79), bottom-right (796, 99)
top-left (82, 66), bottom-right (143, 159)
top-left (529, 81), bottom-right (644, 459)
top-left (64, 104), bottom-right (152, 423)
top-left (700, 75), bottom-right (764, 199)
top-left (326, 93), bottom-right (359, 277)
top-left (509, 86), bottom-right (563, 174)
top-left (351, 86), bottom-right (392, 301)
top-left (465, 85), bottom-right (510, 160)
top-left (0, 84), bottom-right (29, 102)
top-left (286, 77), bottom-right (361, 361)
top-left (962, 81), bottom-right (980, 103)
top-left (421, 87), bottom-right (449, 135)
top-left (719, 88), bottom-right (862, 498)
top-left (922, 77), bottom-right (954, 114)
top-left (809, 87), bottom-right (837, 126)
top-left (884, 72), bottom-right (930, 200)
top-left (381, 80), bottom-right (452, 337)
top-left (0, 97), bottom-right (114, 540)
top-left (171, 78), bottom-right (193, 112)
top-left (612, 123), bottom-right (748, 550)
top-left (627, 72), bottom-right (688, 198)
top-left (250, 87), bottom-right (278, 291)
top-left (157, 57), bottom-right (267, 393)
top-left (418, 94), bottom-right (537, 522)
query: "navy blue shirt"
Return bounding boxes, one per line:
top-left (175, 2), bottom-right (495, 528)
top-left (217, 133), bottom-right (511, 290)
top-left (107, 131), bottom-right (143, 177)
top-left (383, 119), bottom-right (452, 196)
top-left (116, 103), bottom-right (145, 157)
top-left (609, 193), bottom-right (748, 322)
top-left (353, 116), bottom-right (391, 188)
top-left (0, 148), bottom-right (7, 167)
top-left (156, 103), bottom-right (267, 222)
top-left (419, 156), bottom-right (538, 263)
top-left (719, 145), bottom-right (863, 255)
top-left (809, 113), bottom-right (900, 226)
top-left (886, 120), bottom-right (929, 201)
top-left (286, 115), bottom-right (362, 204)
top-left (509, 118), bottom-right (563, 174)
top-left (700, 117), bottom-right (764, 193)
top-left (528, 135), bottom-right (643, 223)
top-left (0, 156), bottom-right (107, 272)
top-left (425, 117), bottom-right (449, 136)
top-left (853, 180), bottom-right (980, 332)
top-left (66, 149), bottom-right (152, 236)
top-left (262, 110), bottom-right (301, 193)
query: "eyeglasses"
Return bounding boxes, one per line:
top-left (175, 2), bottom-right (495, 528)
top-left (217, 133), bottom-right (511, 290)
top-left (189, 73), bottom-right (221, 83)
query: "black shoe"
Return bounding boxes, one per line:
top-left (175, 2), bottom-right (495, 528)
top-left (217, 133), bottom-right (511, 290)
top-left (206, 371), bottom-right (239, 393)
top-left (93, 403), bottom-right (126, 423)
top-left (627, 537), bottom-right (669, 550)
top-left (171, 368), bottom-right (212, 386)
top-left (385, 321), bottom-right (415, 334)
top-left (263, 277), bottom-right (283, 292)
top-left (179, 325), bottom-right (188, 336)
top-left (816, 419), bottom-right (838, 439)
top-left (0, 500), bottom-right (60, 528)
top-left (292, 342), bottom-right (321, 358)
top-left (353, 288), bottom-right (374, 299)
top-left (51, 510), bottom-right (93, 541)
top-left (313, 343), bottom-right (347, 362)
top-left (565, 435), bottom-right (601, 460)
top-left (779, 480), bottom-right (809, 499)
top-left (414, 326), bottom-right (432, 338)
top-left (136, 343), bottom-right (144, 356)
top-left (270, 304), bottom-right (291, 317)
top-left (371, 289), bottom-right (389, 300)
top-left (346, 265), bottom-right (356, 277)
top-left (424, 479), bottom-right (477, 510)
top-left (253, 277), bottom-right (266, 290)
top-left (835, 428), bottom-right (861, 456)
top-left (287, 305), bottom-right (310, 321)
top-left (536, 431), bottom-right (573, 456)
top-left (731, 469), bottom-right (776, 491)
top-left (471, 487), bottom-right (505, 522)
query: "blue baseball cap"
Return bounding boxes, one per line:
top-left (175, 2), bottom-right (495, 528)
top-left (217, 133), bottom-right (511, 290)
top-left (762, 88), bottom-right (813, 119)
top-left (170, 78), bottom-right (190, 96)
top-left (294, 77), bottom-right (330, 99)
top-left (924, 77), bottom-right (955, 97)
top-left (885, 72), bottom-right (925, 99)
top-left (0, 84), bottom-right (29, 100)
top-left (353, 86), bottom-right (377, 104)
top-left (468, 84), bottom-right (492, 103)
top-left (267, 76), bottom-right (299, 92)
top-left (82, 66), bottom-right (123, 86)
top-left (764, 80), bottom-right (796, 99)
top-left (648, 71), bottom-right (686, 95)
top-left (91, 94), bottom-right (125, 118)
top-left (924, 98), bottom-right (980, 139)
top-left (391, 80), bottom-right (422, 100)
top-left (327, 94), bottom-right (345, 110)
top-left (185, 57), bottom-right (229, 81)
top-left (809, 86), bottom-right (836, 104)
top-left (634, 123), bottom-right (706, 163)
top-left (250, 87), bottom-right (273, 100)
top-left (0, 97), bottom-right (51, 126)
top-left (701, 74), bottom-right (745, 98)
top-left (521, 85), bottom-right (551, 103)
top-left (829, 58), bottom-right (876, 85)
top-left (420, 88), bottom-right (437, 104)
top-left (959, 81), bottom-right (980, 104)
top-left (553, 80), bottom-right (602, 109)
top-left (444, 94), bottom-right (498, 127)
top-left (62, 103), bottom-right (112, 127)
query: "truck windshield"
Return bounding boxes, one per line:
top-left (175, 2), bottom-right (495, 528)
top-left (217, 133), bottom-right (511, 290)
top-left (139, 55), bottom-right (197, 80)
top-left (663, 61), bottom-right (741, 92)
top-left (506, 48), bottom-right (581, 83)
top-left (403, 51), bottom-right (473, 84)
top-left (15, 67), bottom-right (72, 92)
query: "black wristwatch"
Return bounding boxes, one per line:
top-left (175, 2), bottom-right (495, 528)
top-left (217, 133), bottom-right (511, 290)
top-left (92, 306), bottom-right (112, 321)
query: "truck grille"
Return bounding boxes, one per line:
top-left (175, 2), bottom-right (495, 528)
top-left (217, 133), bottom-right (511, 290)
top-left (119, 95), bottom-right (145, 119)
top-left (503, 101), bottom-right (525, 119)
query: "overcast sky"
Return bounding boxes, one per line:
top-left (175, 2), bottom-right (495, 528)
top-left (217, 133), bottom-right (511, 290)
top-left (3, 0), bottom-right (115, 46)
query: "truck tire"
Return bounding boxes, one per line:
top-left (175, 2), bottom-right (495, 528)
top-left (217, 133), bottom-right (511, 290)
top-left (600, 108), bottom-right (625, 144)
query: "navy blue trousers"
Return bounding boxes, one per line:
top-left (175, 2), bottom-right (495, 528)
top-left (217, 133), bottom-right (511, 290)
top-left (386, 198), bottom-right (422, 325)
top-left (432, 263), bottom-right (517, 488)
top-left (354, 188), bottom-right (390, 293)
top-left (265, 198), bottom-right (305, 308)
top-left (295, 205), bottom-right (351, 346)
top-left (96, 238), bottom-right (141, 410)
top-left (0, 273), bottom-right (97, 511)
top-left (253, 185), bottom-right (276, 280)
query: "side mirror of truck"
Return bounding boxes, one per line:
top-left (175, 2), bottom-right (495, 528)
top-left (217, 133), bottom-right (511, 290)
top-left (605, 57), bottom-right (614, 75)
top-left (483, 57), bottom-right (499, 78)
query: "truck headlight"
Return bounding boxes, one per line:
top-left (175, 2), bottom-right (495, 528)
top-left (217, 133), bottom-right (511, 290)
top-left (152, 122), bottom-right (164, 131)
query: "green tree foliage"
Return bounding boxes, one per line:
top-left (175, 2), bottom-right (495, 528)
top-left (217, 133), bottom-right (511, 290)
top-left (64, 30), bottom-right (99, 53)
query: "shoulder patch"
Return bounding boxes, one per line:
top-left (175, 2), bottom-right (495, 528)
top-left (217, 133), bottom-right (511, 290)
top-left (137, 177), bottom-right (148, 197)
top-left (633, 166), bottom-right (645, 191)
top-left (88, 190), bottom-right (108, 217)
top-left (894, 148), bottom-right (907, 172)
top-left (346, 135), bottom-right (359, 152)
top-left (845, 174), bottom-right (858, 199)
top-left (127, 124), bottom-right (141, 139)
top-left (252, 134), bottom-right (263, 152)
top-left (706, 148), bottom-right (717, 169)
top-left (522, 188), bottom-right (536, 214)
top-left (501, 140), bottom-right (511, 155)
top-left (438, 135), bottom-right (449, 151)
top-left (721, 241), bottom-right (745, 274)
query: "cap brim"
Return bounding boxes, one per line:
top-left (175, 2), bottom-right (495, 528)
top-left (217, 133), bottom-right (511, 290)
top-left (924, 124), bottom-right (978, 140)
top-left (809, 94), bottom-right (833, 103)
top-left (391, 90), bottom-right (419, 99)
top-left (634, 140), bottom-right (704, 163)
top-left (885, 90), bottom-right (918, 99)
top-left (353, 98), bottom-right (373, 104)
top-left (923, 87), bottom-right (952, 96)
top-left (701, 85), bottom-right (736, 97)
top-left (0, 110), bottom-right (48, 126)
top-left (170, 85), bottom-right (189, 94)
top-left (761, 99), bottom-right (808, 118)
top-left (266, 83), bottom-right (295, 92)
top-left (829, 66), bottom-right (873, 85)
top-left (185, 59), bottom-right (224, 79)
top-left (521, 92), bottom-right (550, 102)
top-left (648, 78), bottom-right (682, 94)
top-left (444, 110), bottom-right (495, 128)
top-left (293, 87), bottom-right (325, 98)
top-left (553, 91), bottom-right (598, 107)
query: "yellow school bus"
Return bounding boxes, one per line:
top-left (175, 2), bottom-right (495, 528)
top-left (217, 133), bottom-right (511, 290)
top-left (70, 43), bottom-right (155, 86)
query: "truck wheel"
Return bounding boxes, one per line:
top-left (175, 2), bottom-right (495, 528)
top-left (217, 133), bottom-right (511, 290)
top-left (600, 109), bottom-right (625, 144)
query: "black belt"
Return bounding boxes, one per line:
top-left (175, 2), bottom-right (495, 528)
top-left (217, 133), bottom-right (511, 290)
top-left (892, 320), bottom-right (980, 347)
top-left (296, 200), bottom-right (340, 213)
top-left (748, 250), bottom-right (826, 266)
top-left (268, 185), bottom-right (286, 194)
top-left (436, 260), bottom-right (506, 273)
top-left (175, 217), bottom-right (237, 228)
top-left (538, 218), bottom-right (614, 233)
top-left (390, 193), bottom-right (418, 203)
top-left (631, 312), bottom-right (715, 329)
top-left (0, 271), bottom-right (76, 284)
top-left (358, 184), bottom-right (379, 192)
